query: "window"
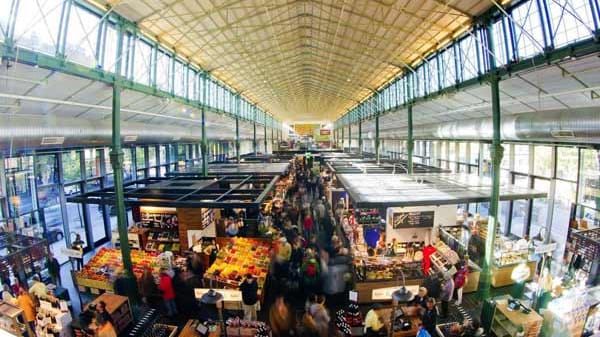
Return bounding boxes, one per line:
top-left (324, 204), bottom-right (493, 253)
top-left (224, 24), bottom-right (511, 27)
top-left (514, 144), bottom-right (530, 174)
top-left (440, 46), bottom-right (457, 88)
top-left (35, 154), bottom-right (59, 186)
top-left (458, 142), bottom-right (468, 163)
top-left (499, 201), bottom-right (511, 234)
top-left (136, 147), bottom-right (145, 168)
top-left (534, 145), bottom-right (553, 177)
top-left (174, 60), bottom-right (185, 97)
top-left (62, 151), bottom-right (81, 182)
top-left (156, 50), bottom-right (171, 92)
top-left (556, 147), bottom-right (578, 181)
top-left (491, 18), bottom-right (509, 67)
top-left (123, 149), bottom-right (133, 182)
top-left (159, 146), bottom-right (168, 164)
top-left (148, 146), bottom-right (157, 166)
top-left (103, 148), bottom-right (112, 174)
top-left (60, 184), bottom-right (85, 264)
top-left (501, 144), bottom-right (511, 170)
top-left (458, 33), bottom-right (479, 81)
top-left (84, 149), bottom-right (101, 178)
top-left (416, 64), bottom-right (427, 97)
top-left (581, 149), bottom-right (600, 210)
top-left (102, 23), bottom-right (118, 73)
top-left (511, 175), bottom-right (530, 237)
top-left (0, 0), bottom-right (12, 41)
top-left (14, 0), bottom-right (63, 55)
top-left (134, 38), bottom-right (152, 85)
top-left (553, 180), bottom-right (577, 259)
top-left (428, 56), bottom-right (439, 93)
top-left (65, 5), bottom-right (100, 67)
top-left (119, 32), bottom-right (133, 78)
top-left (5, 156), bottom-right (36, 216)
top-left (512, 1), bottom-right (545, 59)
top-left (469, 142), bottom-right (479, 165)
top-left (187, 68), bottom-right (196, 99)
top-left (530, 178), bottom-right (550, 239)
top-left (549, 0), bottom-right (595, 47)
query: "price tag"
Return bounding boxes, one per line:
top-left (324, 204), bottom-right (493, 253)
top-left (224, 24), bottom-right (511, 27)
top-left (349, 291), bottom-right (358, 302)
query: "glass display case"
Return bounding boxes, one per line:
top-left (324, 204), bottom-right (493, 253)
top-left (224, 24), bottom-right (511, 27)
top-left (494, 237), bottom-right (530, 267)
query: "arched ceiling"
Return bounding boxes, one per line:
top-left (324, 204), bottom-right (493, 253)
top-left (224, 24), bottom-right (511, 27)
top-left (102, 0), bottom-right (495, 122)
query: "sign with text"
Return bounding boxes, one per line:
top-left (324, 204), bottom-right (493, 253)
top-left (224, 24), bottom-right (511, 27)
top-left (61, 247), bottom-right (83, 259)
top-left (392, 211), bottom-right (435, 229)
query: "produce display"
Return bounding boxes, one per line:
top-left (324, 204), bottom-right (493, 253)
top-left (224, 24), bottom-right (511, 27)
top-left (205, 238), bottom-right (271, 289)
top-left (76, 248), bottom-right (159, 291)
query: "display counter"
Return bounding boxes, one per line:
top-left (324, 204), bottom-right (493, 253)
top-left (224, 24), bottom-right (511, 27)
top-left (491, 260), bottom-right (537, 288)
top-left (380, 305), bottom-right (422, 337)
top-left (204, 237), bottom-right (271, 300)
top-left (75, 248), bottom-right (160, 293)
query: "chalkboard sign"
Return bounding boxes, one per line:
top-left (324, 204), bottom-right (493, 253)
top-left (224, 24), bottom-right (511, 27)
top-left (392, 211), bottom-right (435, 229)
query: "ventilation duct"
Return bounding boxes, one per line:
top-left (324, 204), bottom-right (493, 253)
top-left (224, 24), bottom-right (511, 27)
top-left (0, 115), bottom-right (239, 155)
top-left (380, 107), bottom-right (600, 144)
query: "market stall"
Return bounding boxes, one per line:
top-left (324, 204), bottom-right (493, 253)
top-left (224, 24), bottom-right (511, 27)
top-left (335, 173), bottom-right (546, 302)
top-left (203, 237), bottom-right (271, 302)
top-left (0, 233), bottom-right (48, 287)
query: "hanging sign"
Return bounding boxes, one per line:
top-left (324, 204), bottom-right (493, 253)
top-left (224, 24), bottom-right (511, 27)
top-left (61, 248), bottom-right (83, 259)
top-left (392, 211), bottom-right (435, 229)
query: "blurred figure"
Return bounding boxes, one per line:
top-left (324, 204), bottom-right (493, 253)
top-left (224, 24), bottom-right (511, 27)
top-left (269, 296), bottom-right (295, 337)
top-left (28, 275), bottom-right (47, 300)
top-left (410, 287), bottom-right (428, 309)
top-left (440, 273), bottom-right (455, 318)
top-left (96, 314), bottom-right (117, 337)
top-left (240, 274), bottom-right (259, 321)
top-left (454, 261), bottom-right (469, 305)
top-left (301, 249), bottom-right (320, 294)
top-left (158, 268), bottom-right (177, 317)
top-left (16, 287), bottom-right (36, 333)
top-left (138, 266), bottom-right (158, 305)
top-left (1, 284), bottom-right (15, 304)
top-left (364, 303), bottom-right (387, 337)
top-left (308, 294), bottom-right (330, 337)
top-left (72, 233), bottom-right (85, 270)
top-left (47, 252), bottom-right (61, 287)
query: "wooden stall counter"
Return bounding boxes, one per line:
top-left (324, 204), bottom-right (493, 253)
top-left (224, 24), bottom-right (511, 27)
top-left (88, 293), bottom-right (133, 334)
top-left (492, 299), bottom-right (542, 337)
top-left (354, 280), bottom-right (422, 304)
top-left (179, 320), bottom-right (221, 337)
top-left (379, 306), bottom-right (422, 337)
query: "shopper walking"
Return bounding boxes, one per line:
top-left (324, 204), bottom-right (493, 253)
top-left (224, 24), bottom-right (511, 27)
top-left (47, 252), bottom-right (61, 287)
top-left (454, 261), bottom-right (469, 306)
top-left (303, 213), bottom-right (314, 241)
top-left (301, 249), bottom-right (320, 294)
top-left (138, 266), bottom-right (158, 306)
top-left (269, 296), bottom-right (295, 337)
top-left (240, 274), bottom-right (259, 321)
top-left (1, 284), bottom-right (15, 304)
top-left (440, 273), bottom-right (454, 318)
top-left (72, 233), bottom-right (85, 271)
top-left (364, 303), bottom-right (388, 337)
top-left (420, 298), bottom-right (438, 337)
top-left (16, 287), bottom-right (36, 333)
top-left (308, 294), bottom-right (330, 337)
top-left (158, 268), bottom-right (178, 317)
top-left (95, 314), bottom-right (117, 337)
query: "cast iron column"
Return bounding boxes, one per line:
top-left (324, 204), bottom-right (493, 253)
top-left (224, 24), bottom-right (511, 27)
top-left (407, 103), bottom-right (414, 174)
top-left (375, 115), bottom-right (380, 164)
top-left (253, 107), bottom-right (257, 155)
top-left (348, 122), bottom-right (352, 153)
top-left (109, 22), bottom-right (136, 303)
top-left (264, 118), bottom-right (268, 154)
top-left (358, 119), bottom-right (363, 155)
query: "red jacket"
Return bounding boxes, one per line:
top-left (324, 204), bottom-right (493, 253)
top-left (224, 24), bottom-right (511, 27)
top-left (158, 273), bottom-right (175, 300)
top-left (304, 217), bottom-right (313, 231)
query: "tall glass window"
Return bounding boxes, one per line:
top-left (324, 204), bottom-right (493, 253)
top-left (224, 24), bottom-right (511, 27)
top-left (62, 151), bottom-right (82, 183)
top-left (491, 18), bottom-right (509, 66)
top-left (0, 0), bottom-right (11, 41)
top-left (14, 0), bottom-right (63, 55)
top-left (581, 149), bottom-right (600, 210)
top-left (556, 147), bottom-right (578, 181)
top-left (534, 145), bottom-right (553, 177)
top-left (440, 46), bottom-right (456, 88)
top-left (428, 56), bottom-right (439, 93)
top-left (103, 23), bottom-right (119, 73)
top-left (512, 1), bottom-right (545, 59)
top-left (84, 149), bottom-right (101, 178)
top-left (65, 5), bottom-right (100, 67)
top-left (5, 157), bottom-right (36, 216)
top-left (134, 38), bottom-right (152, 85)
top-left (174, 60), bottom-right (185, 97)
top-left (148, 146), bottom-right (157, 166)
top-left (514, 144), bottom-right (530, 174)
top-left (549, 0), bottom-right (596, 47)
top-left (156, 50), bottom-right (171, 92)
top-left (510, 175), bottom-right (530, 237)
top-left (458, 33), bottom-right (479, 81)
